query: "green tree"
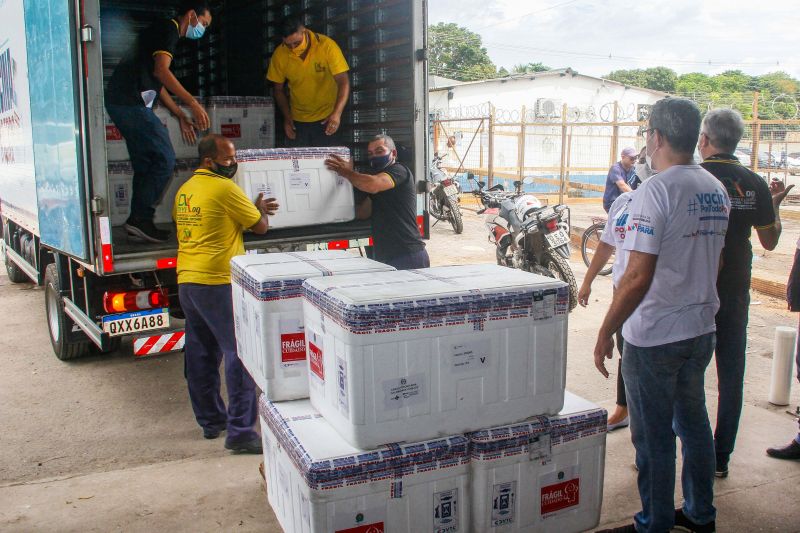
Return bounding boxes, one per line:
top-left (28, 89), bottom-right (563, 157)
top-left (511, 62), bottom-right (551, 74)
top-left (675, 72), bottom-right (717, 96)
top-left (429, 22), bottom-right (497, 81)
top-left (604, 67), bottom-right (678, 92)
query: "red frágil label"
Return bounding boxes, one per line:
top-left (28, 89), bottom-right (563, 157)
top-left (308, 341), bottom-right (324, 380)
top-left (280, 332), bottom-right (306, 363)
top-left (541, 478), bottom-right (580, 515)
top-left (221, 123), bottom-right (242, 138)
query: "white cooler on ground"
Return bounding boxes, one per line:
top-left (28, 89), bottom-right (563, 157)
top-left (301, 264), bottom-right (569, 449)
top-left (234, 147), bottom-right (355, 229)
top-left (259, 397), bottom-right (470, 533)
top-left (231, 251), bottom-right (394, 400)
top-left (206, 96), bottom-right (275, 149)
top-left (468, 391), bottom-right (607, 532)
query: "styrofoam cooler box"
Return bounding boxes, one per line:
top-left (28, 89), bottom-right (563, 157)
top-left (234, 147), bottom-right (355, 229)
top-left (230, 251), bottom-right (394, 400)
top-left (301, 264), bottom-right (569, 449)
top-left (468, 391), bottom-right (607, 532)
top-left (259, 397), bottom-right (470, 533)
top-left (206, 96), bottom-right (275, 149)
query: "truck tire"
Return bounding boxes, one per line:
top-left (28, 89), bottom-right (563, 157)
top-left (5, 247), bottom-right (31, 283)
top-left (45, 263), bottom-right (89, 360)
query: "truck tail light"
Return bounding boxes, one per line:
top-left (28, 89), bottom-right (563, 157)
top-left (103, 289), bottom-right (169, 314)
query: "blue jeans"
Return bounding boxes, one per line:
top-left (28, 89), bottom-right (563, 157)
top-left (179, 283), bottom-right (258, 444)
top-left (105, 103), bottom-right (176, 221)
top-left (381, 248), bottom-right (430, 270)
top-left (622, 333), bottom-right (717, 533)
top-left (713, 284), bottom-right (750, 468)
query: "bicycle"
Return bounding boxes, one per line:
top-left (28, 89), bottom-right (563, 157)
top-left (581, 216), bottom-right (614, 276)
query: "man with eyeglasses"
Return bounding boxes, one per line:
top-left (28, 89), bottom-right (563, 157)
top-left (105, 1), bottom-right (212, 243)
top-left (603, 147), bottom-right (637, 213)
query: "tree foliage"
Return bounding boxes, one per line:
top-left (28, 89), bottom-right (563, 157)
top-left (429, 22), bottom-right (497, 81)
top-left (511, 62), bottom-right (551, 74)
top-left (605, 67), bottom-right (678, 92)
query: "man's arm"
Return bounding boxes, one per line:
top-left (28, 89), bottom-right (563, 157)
top-left (578, 240), bottom-right (615, 307)
top-left (249, 193), bottom-right (279, 235)
top-left (153, 54), bottom-right (209, 130)
top-left (616, 180), bottom-right (633, 193)
top-left (272, 83), bottom-right (295, 140)
top-left (322, 73), bottom-right (350, 135)
top-left (756, 182), bottom-right (794, 250)
top-left (159, 87), bottom-right (196, 144)
top-left (593, 250), bottom-right (658, 376)
top-left (325, 155), bottom-right (394, 194)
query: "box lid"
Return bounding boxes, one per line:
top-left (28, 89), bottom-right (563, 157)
top-left (259, 397), bottom-right (469, 490)
top-left (303, 264), bottom-right (569, 334)
top-left (549, 391), bottom-right (607, 446)
top-left (231, 251), bottom-right (393, 301)
top-left (237, 146), bottom-right (349, 163)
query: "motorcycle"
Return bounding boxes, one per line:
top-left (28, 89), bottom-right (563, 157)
top-left (472, 177), bottom-right (578, 311)
top-left (428, 153), bottom-right (464, 234)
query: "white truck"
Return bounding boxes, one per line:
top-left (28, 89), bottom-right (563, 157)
top-left (0, 0), bottom-right (429, 360)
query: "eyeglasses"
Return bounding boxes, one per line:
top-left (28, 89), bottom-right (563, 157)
top-left (640, 127), bottom-right (656, 138)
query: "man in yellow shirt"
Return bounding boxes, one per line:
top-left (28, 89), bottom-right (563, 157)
top-left (174, 134), bottom-right (278, 453)
top-left (267, 17), bottom-right (350, 147)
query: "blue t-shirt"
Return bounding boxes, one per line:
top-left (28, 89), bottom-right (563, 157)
top-left (603, 162), bottom-right (634, 212)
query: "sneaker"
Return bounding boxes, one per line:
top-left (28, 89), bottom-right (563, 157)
top-left (674, 508), bottom-right (715, 532)
top-left (225, 437), bottom-right (263, 454)
top-left (714, 465), bottom-right (728, 478)
top-left (124, 218), bottom-right (170, 243)
top-left (595, 524), bottom-right (637, 532)
top-left (203, 424), bottom-right (226, 440)
top-left (766, 439), bottom-right (800, 460)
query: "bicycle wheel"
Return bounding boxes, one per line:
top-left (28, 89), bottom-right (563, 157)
top-left (581, 223), bottom-right (614, 276)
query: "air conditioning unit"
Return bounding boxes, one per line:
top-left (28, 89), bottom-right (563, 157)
top-left (535, 98), bottom-right (562, 118)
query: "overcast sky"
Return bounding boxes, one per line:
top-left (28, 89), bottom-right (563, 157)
top-left (428, 0), bottom-right (800, 83)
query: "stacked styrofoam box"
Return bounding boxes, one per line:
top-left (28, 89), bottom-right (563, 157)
top-left (259, 397), bottom-right (470, 533)
top-left (207, 96), bottom-right (275, 149)
top-left (104, 99), bottom-right (199, 161)
top-left (468, 391), bottom-right (607, 532)
top-left (300, 264), bottom-right (569, 449)
top-left (230, 251), bottom-right (394, 400)
top-left (234, 147), bottom-right (355, 229)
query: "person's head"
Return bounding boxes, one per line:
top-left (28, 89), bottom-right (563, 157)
top-left (280, 17), bottom-right (307, 49)
top-left (645, 97), bottom-right (702, 171)
top-left (178, 1), bottom-right (212, 40)
top-left (367, 134), bottom-right (397, 171)
top-left (698, 108), bottom-right (745, 160)
top-left (619, 146), bottom-right (637, 171)
top-left (198, 134), bottom-right (237, 178)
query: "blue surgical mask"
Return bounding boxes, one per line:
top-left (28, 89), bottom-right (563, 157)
top-left (186, 13), bottom-right (206, 40)
top-left (369, 153), bottom-right (393, 170)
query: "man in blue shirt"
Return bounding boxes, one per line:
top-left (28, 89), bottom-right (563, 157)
top-left (603, 147), bottom-right (637, 212)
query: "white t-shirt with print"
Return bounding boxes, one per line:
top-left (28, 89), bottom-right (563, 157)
top-left (600, 191), bottom-right (634, 288)
top-left (621, 164), bottom-right (730, 348)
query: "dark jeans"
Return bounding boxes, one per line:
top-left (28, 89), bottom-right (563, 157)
top-left (623, 333), bottom-right (716, 533)
top-left (179, 283), bottom-right (258, 444)
top-left (713, 283), bottom-right (750, 469)
top-left (381, 248), bottom-right (430, 270)
top-left (284, 120), bottom-right (342, 147)
top-left (105, 103), bottom-right (175, 221)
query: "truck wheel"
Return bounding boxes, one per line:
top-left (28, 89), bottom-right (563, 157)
top-left (5, 247), bottom-right (31, 283)
top-left (45, 263), bottom-right (89, 360)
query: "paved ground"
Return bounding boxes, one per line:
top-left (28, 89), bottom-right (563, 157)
top-left (1, 208), bottom-right (799, 532)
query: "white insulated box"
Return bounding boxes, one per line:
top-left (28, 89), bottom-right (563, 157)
top-left (230, 251), bottom-right (394, 400)
top-left (468, 391), bottom-right (607, 532)
top-left (234, 147), bottom-right (355, 230)
top-left (206, 96), bottom-right (275, 149)
top-left (301, 264), bottom-right (569, 449)
top-left (259, 397), bottom-right (470, 533)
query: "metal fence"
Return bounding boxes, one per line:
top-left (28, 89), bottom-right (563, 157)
top-left (431, 93), bottom-right (800, 202)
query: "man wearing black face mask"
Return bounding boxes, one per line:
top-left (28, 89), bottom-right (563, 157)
top-left (173, 134), bottom-right (279, 453)
top-left (325, 134), bottom-right (428, 269)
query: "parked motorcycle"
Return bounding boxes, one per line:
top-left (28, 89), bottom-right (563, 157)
top-left (472, 177), bottom-right (578, 311)
top-left (428, 153), bottom-right (464, 234)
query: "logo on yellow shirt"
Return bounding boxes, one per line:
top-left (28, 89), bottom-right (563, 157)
top-left (176, 193), bottom-right (201, 215)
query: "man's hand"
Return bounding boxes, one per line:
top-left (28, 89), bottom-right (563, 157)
top-left (578, 282), bottom-right (592, 307)
top-left (284, 118), bottom-right (296, 140)
top-left (255, 193), bottom-right (279, 216)
top-left (179, 116), bottom-right (197, 145)
top-left (322, 111), bottom-right (342, 136)
top-left (593, 333), bottom-right (614, 378)
top-left (325, 154), bottom-right (353, 176)
top-left (771, 179), bottom-right (795, 208)
top-left (189, 101), bottom-right (210, 131)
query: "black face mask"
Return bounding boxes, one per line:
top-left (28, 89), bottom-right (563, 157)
top-left (212, 160), bottom-right (238, 179)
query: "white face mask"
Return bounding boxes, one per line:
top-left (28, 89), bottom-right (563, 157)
top-left (645, 144), bottom-right (659, 173)
top-left (634, 162), bottom-right (653, 181)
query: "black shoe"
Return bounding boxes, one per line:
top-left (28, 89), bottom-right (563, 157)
top-left (714, 465), bottom-right (728, 478)
top-left (225, 437), bottom-right (263, 454)
top-left (674, 508), bottom-right (715, 532)
top-left (766, 439), bottom-right (800, 460)
top-left (595, 524), bottom-right (637, 533)
top-left (124, 218), bottom-right (170, 243)
top-left (203, 425), bottom-right (226, 440)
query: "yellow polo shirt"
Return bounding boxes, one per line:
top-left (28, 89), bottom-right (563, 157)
top-left (266, 31), bottom-right (349, 122)
top-left (174, 169), bottom-right (262, 285)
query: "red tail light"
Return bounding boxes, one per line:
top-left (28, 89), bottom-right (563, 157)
top-left (546, 219), bottom-right (559, 231)
top-left (103, 289), bottom-right (169, 314)
top-left (441, 178), bottom-right (453, 187)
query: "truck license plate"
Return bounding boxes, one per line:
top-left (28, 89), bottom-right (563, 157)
top-left (545, 229), bottom-right (570, 249)
top-left (102, 308), bottom-right (170, 336)
top-left (443, 184), bottom-right (458, 196)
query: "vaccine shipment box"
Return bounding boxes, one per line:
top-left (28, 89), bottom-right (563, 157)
top-left (468, 391), bottom-right (607, 532)
top-left (234, 147), bottom-right (355, 230)
top-left (301, 264), bottom-right (569, 449)
top-left (259, 397), bottom-right (470, 533)
top-left (206, 96), bottom-right (275, 149)
top-left (104, 101), bottom-right (198, 162)
top-left (230, 251), bottom-right (394, 400)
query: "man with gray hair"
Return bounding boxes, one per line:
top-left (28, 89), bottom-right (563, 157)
top-left (699, 108), bottom-right (795, 476)
top-left (595, 98), bottom-right (729, 533)
top-left (325, 133), bottom-right (429, 269)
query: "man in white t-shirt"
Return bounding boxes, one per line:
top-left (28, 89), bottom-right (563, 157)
top-left (595, 98), bottom-right (729, 533)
